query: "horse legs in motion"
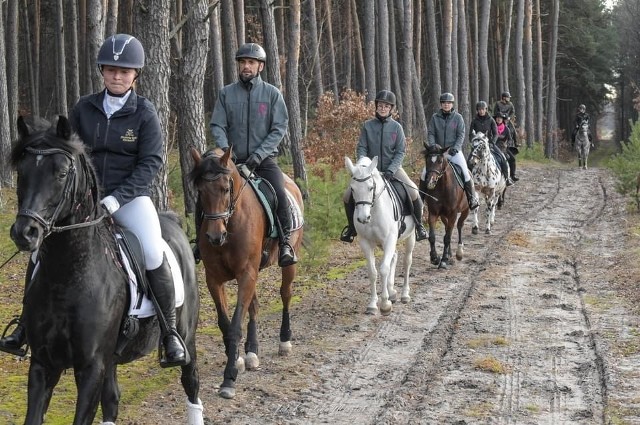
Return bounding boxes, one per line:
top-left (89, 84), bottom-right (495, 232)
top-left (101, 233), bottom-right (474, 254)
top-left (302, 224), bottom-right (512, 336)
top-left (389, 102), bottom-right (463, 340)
top-left (576, 122), bottom-right (591, 169)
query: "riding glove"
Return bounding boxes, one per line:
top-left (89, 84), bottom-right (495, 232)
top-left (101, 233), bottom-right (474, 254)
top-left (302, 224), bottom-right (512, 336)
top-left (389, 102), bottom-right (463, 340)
top-left (384, 170), bottom-right (395, 180)
top-left (245, 154), bottom-right (261, 170)
top-left (100, 195), bottom-right (120, 215)
top-left (448, 148), bottom-right (458, 156)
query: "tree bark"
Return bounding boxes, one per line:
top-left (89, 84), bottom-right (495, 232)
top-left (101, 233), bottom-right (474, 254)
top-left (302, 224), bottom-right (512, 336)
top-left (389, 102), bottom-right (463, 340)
top-left (524, 0), bottom-right (533, 146)
top-left (478, 0), bottom-right (491, 102)
top-left (397, 0), bottom-right (414, 136)
top-left (6, 0), bottom-right (19, 140)
top-left (457, 0), bottom-right (470, 135)
top-left (285, 0), bottom-right (309, 200)
top-left (534, 0), bottom-right (544, 144)
top-left (442, 0), bottom-right (453, 93)
top-left (377, 0), bottom-right (391, 91)
top-left (363, 1), bottom-right (376, 101)
top-left (303, 0), bottom-right (323, 101)
top-left (545, 0), bottom-right (559, 159)
top-left (514, 0), bottom-right (525, 140)
top-left (87, 0), bottom-right (105, 94)
top-left (322, 0), bottom-right (339, 101)
top-left (234, 0), bottom-right (245, 46)
top-left (0, 7), bottom-right (12, 185)
top-left (425, 0), bottom-right (441, 113)
top-left (175, 0), bottom-right (210, 216)
top-left (134, 0), bottom-right (171, 209)
top-left (220, 0), bottom-right (237, 84)
top-left (66, 0), bottom-right (81, 109)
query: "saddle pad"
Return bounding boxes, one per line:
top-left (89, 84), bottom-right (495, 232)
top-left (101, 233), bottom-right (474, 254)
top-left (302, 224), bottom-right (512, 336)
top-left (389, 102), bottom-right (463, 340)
top-left (287, 190), bottom-right (304, 231)
top-left (119, 238), bottom-right (185, 319)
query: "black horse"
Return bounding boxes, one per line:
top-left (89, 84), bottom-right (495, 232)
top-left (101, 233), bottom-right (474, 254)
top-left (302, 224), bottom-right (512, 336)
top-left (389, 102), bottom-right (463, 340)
top-left (8, 116), bottom-right (203, 425)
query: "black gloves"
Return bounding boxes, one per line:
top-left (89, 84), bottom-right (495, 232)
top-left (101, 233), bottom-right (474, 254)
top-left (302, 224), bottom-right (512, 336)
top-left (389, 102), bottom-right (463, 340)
top-left (384, 170), bottom-right (395, 180)
top-left (448, 148), bottom-right (458, 156)
top-left (245, 154), bottom-right (261, 170)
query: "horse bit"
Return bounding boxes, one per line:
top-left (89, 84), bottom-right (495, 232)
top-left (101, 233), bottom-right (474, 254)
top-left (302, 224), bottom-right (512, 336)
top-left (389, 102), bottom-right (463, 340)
top-left (17, 147), bottom-right (103, 238)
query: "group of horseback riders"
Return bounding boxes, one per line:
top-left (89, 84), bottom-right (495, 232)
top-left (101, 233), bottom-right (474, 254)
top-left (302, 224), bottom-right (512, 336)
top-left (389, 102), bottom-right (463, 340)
top-left (340, 90), bottom-right (527, 244)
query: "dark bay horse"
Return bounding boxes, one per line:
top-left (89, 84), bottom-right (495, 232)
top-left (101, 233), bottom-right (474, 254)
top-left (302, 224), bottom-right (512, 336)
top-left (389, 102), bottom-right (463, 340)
top-left (9, 116), bottom-right (203, 425)
top-left (419, 144), bottom-right (470, 269)
top-left (190, 147), bottom-right (304, 400)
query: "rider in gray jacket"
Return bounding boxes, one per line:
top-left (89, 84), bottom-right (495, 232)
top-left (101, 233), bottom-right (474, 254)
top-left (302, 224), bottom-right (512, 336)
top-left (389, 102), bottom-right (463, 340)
top-left (426, 93), bottom-right (479, 210)
top-left (340, 90), bottom-right (428, 243)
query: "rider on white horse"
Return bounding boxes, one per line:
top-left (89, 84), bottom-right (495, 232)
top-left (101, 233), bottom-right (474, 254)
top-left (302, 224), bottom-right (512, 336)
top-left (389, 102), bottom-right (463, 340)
top-left (468, 101), bottom-right (514, 186)
top-left (341, 90), bottom-right (428, 243)
top-left (571, 104), bottom-right (593, 147)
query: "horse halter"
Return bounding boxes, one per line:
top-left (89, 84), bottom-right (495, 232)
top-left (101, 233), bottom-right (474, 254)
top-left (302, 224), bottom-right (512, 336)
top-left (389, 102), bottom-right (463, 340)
top-left (17, 147), bottom-right (103, 237)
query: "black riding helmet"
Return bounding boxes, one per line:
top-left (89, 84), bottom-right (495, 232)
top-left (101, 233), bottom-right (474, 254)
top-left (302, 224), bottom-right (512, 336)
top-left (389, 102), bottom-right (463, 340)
top-left (235, 43), bottom-right (267, 62)
top-left (97, 34), bottom-right (145, 70)
top-left (501, 91), bottom-right (511, 99)
top-left (494, 112), bottom-right (508, 120)
top-left (476, 101), bottom-right (488, 110)
top-left (439, 92), bottom-right (455, 103)
top-left (375, 90), bottom-right (396, 106)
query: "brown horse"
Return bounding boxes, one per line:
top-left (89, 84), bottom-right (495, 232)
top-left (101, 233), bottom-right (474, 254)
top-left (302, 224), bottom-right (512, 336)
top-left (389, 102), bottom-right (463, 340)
top-left (419, 144), bottom-right (469, 269)
top-left (189, 147), bottom-right (303, 400)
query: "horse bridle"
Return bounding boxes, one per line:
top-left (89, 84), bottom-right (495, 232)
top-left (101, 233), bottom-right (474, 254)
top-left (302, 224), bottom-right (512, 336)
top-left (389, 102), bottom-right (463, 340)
top-left (199, 158), bottom-right (251, 224)
top-left (424, 153), bottom-right (448, 184)
top-left (17, 147), bottom-right (104, 237)
top-left (351, 173), bottom-right (387, 208)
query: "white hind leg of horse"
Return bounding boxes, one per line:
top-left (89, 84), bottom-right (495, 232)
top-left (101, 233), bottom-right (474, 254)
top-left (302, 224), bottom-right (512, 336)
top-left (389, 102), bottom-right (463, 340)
top-left (378, 244), bottom-right (397, 316)
top-left (387, 250), bottom-right (398, 303)
top-left (400, 235), bottom-right (415, 303)
top-left (360, 242), bottom-right (379, 315)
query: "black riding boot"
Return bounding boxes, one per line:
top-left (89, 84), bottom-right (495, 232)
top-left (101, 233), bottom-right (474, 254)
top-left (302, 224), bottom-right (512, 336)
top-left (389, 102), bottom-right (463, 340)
top-left (277, 208), bottom-right (297, 268)
top-left (412, 198), bottom-right (428, 241)
top-left (192, 198), bottom-right (203, 264)
top-left (463, 180), bottom-right (480, 210)
top-left (508, 154), bottom-right (519, 181)
top-left (147, 256), bottom-right (188, 368)
top-left (0, 258), bottom-right (36, 356)
top-left (340, 197), bottom-right (357, 243)
top-left (499, 158), bottom-right (514, 186)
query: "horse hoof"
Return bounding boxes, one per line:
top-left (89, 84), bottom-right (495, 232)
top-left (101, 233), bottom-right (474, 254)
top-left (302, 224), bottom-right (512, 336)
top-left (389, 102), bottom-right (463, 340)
top-left (365, 306), bottom-right (379, 315)
top-left (438, 261), bottom-right (449, 270)
top-left (389, 291), bottom-right (398, 303)
top-left (401, 295), bottom-right (411, 304)
top-left (279, 341), bottom-right (292, 356)
top-left (472, 226), bottom-right (478, 235)
top-left (235, 356), bottom-right (246, 374)
top-left (380, 300), bottom-right (392, 315)
top-left (219, 386), bottom-right (236, 399)
top-left (485, 228), bottom-right (491, 235)
top-left (430, 258), bottom-right (440, 266)
top-left (245, 352), bottom-right (260, 370)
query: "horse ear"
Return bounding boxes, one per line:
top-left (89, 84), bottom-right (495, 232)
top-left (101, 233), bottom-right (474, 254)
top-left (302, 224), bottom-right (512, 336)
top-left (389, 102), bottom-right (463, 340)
top-left (345, 156), bottom-right (354, 172)
top-left (221, 146), bottom-right (232, 165)
top-left (17, 116), bottom-right (30, 138)
top-left (56, 115), bottom-right (72, 140)
top-left (370, 156), bottom-right (379, 171)
top-left (190, 147), bottom-right (202, 165)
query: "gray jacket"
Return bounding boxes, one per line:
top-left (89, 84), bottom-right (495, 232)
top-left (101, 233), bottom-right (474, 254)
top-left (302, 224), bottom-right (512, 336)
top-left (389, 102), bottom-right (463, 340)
top-left (356, 116), bottom-right (406, 174)
top-left (427, 109), bottom-right (465, 152)
top-left (210, 75), bottom-right (289, 162)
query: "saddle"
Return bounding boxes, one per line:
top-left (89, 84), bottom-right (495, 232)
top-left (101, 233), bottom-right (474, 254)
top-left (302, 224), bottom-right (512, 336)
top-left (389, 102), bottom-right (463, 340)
top-left (449, 161), bottom-right (466, 188)
top-left (239, 171), bottom-right (304, 269)
top-left (112, 227), bottom-right (185, 355)
top-left (388, 179), bottom-right (413, 217)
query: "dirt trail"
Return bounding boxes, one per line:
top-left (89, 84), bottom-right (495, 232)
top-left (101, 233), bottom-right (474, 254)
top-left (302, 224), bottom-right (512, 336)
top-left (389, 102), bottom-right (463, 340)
top-left (183, 162), bottom-right (639, 425)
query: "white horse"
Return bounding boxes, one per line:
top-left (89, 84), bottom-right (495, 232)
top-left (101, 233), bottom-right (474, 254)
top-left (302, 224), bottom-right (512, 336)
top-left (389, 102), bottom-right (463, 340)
top-left (468, 131), bottom-right (507, 235)
top-left (576, 120), bottom-right (591, 169)
top-left (345, 156), bottom-right (415, 315)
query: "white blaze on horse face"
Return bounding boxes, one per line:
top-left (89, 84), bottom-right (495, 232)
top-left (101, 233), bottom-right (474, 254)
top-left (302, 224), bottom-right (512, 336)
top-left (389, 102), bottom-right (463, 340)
top-left (430, 155), bottom-right (438, 163)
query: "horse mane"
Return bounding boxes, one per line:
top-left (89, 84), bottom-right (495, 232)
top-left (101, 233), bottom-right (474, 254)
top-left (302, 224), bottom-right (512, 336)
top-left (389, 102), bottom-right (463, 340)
top-left (11, 116), bottom-right (87, 169)
top-left (189, 148), bottom-right (232, 183)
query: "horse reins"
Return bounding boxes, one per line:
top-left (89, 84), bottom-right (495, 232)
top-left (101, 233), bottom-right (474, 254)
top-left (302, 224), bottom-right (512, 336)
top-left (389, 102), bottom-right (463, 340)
top-left (199, 162), bottom-right (251, 224)
top-left (351, 173), bottom-right (387, 209)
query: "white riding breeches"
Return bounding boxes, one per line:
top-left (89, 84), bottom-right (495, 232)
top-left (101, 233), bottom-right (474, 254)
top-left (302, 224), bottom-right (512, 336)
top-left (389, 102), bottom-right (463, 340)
top-left (445, 151), bottom-right (472, 182)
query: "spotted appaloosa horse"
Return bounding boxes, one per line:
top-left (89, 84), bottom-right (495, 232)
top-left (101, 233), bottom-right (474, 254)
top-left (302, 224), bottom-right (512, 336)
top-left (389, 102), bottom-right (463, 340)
top-left (576, 120), bottom-right (591, 169)
top-left (468, 131), bottom-right (507, 235)
top-left (345, 156), bottom-right (415, 315)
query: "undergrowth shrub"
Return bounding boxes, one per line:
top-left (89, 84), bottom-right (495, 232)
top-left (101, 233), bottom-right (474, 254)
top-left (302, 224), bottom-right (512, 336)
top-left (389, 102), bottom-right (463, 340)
top-left (605, 119), bottom-right (640, 196)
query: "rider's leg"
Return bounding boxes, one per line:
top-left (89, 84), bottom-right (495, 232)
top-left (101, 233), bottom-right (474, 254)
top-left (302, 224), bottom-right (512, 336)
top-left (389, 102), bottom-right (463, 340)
top-left (507, 152), bottom-right (519, 181)
top-left (256, 158), bottom-right (297, 267)
top-left (448, 151), bottom-right (479, 210)
top-left (112, 196), bottom-right (187, 367)
top-left (340, 188), bottom-right (357, 243)
top-left (395, 169), bottom-right (427, 241)
top-left (0, 254), bottom-right (36, 356)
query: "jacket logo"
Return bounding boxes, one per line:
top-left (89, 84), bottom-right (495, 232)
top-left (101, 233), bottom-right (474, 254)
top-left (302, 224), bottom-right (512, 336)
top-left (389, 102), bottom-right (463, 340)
top-left (121, 129), bottom-right (137, 143)
top-left (258, 103), bottom-right (268, 118)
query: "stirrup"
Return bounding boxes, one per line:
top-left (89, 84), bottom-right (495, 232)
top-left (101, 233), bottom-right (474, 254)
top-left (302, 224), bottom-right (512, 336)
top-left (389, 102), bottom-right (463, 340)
top-left (0, 317), bottom-right (29, 357)
top-left (278, 242), bottom-right (297, 267)
top-left (340, 226), bottom-right (356, 243)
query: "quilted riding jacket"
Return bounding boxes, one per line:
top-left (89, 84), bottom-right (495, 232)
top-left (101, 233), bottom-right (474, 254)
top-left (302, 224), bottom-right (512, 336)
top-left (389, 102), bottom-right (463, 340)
top-left (426, 108), bottom-right (465, 152)
top-left (356, 116), bottom-right (406, 174)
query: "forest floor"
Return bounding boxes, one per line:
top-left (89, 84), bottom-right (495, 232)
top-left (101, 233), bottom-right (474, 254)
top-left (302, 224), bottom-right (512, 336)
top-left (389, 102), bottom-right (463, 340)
top-left (3, 136), bottom-right (640, 425)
